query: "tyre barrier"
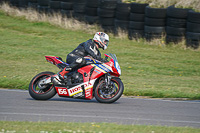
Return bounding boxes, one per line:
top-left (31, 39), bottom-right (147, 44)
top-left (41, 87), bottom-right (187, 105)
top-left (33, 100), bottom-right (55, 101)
top-left (85, 0), bottom-right (98, 24)
top-left (37, 6), bottom-right (49, 14)
top-left (0, 0), bottom-right (9, 4)
top-left (28, 0), bottom-right (38, 9)
top-left (37, 0), bottom-right (49, 14)
top-left (49, 0), bottom-right (60, 9)
top-left (73, 0), bottom-right (86, 21)
top-left (98, 0), bottom-right (118, 10)
top-left (4, 0), bottom-right (200, 49)
top-left (60, 0), bottom-right (74, 18)
top-left (128, 3), bottom-right (148, 40)
top-left (18, 0), bottom-right (28, 8)
top-left (186, 10), bottom-right (200, 49)
top-left (144, 6), bottom-right (166, 41)
top-left (48, 0), bottom-right (61, 14)
top-left (29, 0), bottom-right (37, 2)
top-left (9, 0), bottom-right (19, 6)
top-left (98, 0), bottom-right (118, 33)
top-left (166, 6), bottom-right (190, 44)
top-left (38, 0), bottom-right (49, 6)
top-left (114, 2), bottom-right (130, 34)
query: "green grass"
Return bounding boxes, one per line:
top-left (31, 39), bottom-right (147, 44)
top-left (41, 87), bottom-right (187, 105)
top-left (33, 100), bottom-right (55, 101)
top-left (0, 10), bottom-right (200, 99)
top-left (1, 121), bottom-right (200, 133)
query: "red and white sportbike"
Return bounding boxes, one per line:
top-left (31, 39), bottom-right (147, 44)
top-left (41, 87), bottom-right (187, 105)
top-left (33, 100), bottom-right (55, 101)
top-left (29, 53), bottom-right (124, 103)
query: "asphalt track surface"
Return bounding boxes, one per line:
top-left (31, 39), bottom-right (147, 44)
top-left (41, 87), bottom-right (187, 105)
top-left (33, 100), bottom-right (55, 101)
top-left (0, 89), bottom-right (200, 128)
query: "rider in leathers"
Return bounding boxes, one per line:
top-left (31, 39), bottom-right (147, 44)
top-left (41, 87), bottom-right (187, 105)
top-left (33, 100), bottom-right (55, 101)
top-left (56, 32), bottom-right (109, 83)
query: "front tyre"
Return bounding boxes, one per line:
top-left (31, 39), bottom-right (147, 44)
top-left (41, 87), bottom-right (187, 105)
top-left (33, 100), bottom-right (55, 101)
top-left (29, 71), bottom-right (56, 100)
top-left (94, 77), bottom-right (124, 103)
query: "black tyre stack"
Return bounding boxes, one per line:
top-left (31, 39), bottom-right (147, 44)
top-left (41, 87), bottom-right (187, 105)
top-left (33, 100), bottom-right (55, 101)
top-left (73, 0), bottom-right (87, 21)
top-left (85, 0), bottom-right (99, 24)
top-left (28, 0), bottom-right (38, 9)
top-left (60, 0), bottom-right (74, 18)
top-left (0, 0), bottom-right (7, 4)
top-left (98, 0), bottom-right (118, 33)
top-left (0, 0), bottom-right (6, 4)
top-left (114, 2), bottom-right (130, 34)
top-left (166, 6), bottom-right (189, 44)
top-left (37, 0), bottom-right (49, 14)
top-left (19, 0), bottom-right (28, 8)
top-left (144, 6), bottom-right (166, 41)
top-left (128, 3), bottom-right (148, 40)
top-left (49, 0), bottom-right (61, 14)
top-left (186, 10), bottom-right (200, 49)
top-left (2, 0), bottom-right (10, 3)
top-left (9, 0), bottom-right (19, 7)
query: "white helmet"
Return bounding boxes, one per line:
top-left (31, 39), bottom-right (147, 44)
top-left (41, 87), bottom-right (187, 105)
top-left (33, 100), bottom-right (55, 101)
top-left (93, 32), bottom-right (109, 50)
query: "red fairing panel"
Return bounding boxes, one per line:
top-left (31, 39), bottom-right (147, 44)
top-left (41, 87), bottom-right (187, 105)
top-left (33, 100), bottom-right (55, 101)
top-left (55, 81), bottom-right (95, 100)
top-left (45, 56), bottom-right (64, 65)
top-left (78, 65), bottom-right (101, 99)
top-left (78, 65), bottom-right (94, 82)
top-left (84, 80), bottom-right (95, 99)
top-left (55, 87), bottom-right (69, 96)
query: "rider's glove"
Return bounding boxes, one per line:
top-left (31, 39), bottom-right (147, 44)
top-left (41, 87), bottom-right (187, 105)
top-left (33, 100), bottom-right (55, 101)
top-left (96, 56), bottom-right (102, 61)
top-left (96, 56), bottom-right (108, 63)
top-left (100, 58), bottom-right (108, 63)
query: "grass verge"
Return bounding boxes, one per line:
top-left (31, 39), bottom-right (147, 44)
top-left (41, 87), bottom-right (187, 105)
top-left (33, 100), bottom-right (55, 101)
top-left (0, 121), bottom-right (200, 133)
top-left (0, 5), bottom-right (200, 99)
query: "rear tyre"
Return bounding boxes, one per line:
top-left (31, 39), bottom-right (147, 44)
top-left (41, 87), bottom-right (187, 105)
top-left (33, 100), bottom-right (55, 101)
top-left (29, 71), bottom-right (56, 100)
top-left (94, 77), bottom-right (124, 103)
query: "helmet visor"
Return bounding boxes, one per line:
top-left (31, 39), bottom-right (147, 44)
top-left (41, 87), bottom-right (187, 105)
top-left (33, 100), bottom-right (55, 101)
top-left (104, 40), bottom-right (109, 46)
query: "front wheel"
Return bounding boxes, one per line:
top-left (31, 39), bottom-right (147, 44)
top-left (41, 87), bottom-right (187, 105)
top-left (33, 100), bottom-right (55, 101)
top-left (94, 77), bottom-right (124, 103)
top-left (29, 71), bottom-right (56, 100)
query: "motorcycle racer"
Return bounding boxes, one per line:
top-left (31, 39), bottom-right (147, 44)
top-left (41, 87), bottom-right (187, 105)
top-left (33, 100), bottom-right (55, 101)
top-left (54, 32), bottom-right (109, 83)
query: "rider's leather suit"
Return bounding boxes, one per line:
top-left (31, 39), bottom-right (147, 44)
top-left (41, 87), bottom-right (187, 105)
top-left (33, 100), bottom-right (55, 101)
top-left (66, 39), bottom-right (104, 70)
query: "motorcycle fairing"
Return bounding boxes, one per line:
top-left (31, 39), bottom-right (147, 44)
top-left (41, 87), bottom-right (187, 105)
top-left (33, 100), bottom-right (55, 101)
top-left (55, 79), bottom-right (96, 99)
top-left (91, 64), bottom-right (112, 74)
top-left (105, 54), bottom-right (121, 77)
top-left (51, 53), bottom-right (121, 100)
top-left (45, 56), bottom-right (69, 67)
top-left (55, 62), bottom-right (112, 99)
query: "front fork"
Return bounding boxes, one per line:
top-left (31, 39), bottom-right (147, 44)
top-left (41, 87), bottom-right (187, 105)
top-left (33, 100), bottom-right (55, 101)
top-left (105, 73), bottom-right (112, 89)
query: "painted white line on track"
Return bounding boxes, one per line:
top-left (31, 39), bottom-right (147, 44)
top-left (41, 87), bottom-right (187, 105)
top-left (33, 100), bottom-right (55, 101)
top-left (0, 112), bottom-right (200, 125)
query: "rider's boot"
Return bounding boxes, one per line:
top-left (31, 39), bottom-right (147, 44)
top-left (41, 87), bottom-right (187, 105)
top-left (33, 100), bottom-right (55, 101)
top-left (52, 66), bottom-right (72, 84)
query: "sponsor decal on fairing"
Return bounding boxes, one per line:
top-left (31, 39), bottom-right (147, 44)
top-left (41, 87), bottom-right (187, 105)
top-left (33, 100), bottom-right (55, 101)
top-left (68, 79), bottom-right (96, 96)
top-left (56, 87), bottom-right (68, 96)
top-left (91, 64), bottom-right (112, 73)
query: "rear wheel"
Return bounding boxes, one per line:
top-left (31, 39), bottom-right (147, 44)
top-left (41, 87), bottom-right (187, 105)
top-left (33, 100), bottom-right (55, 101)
top-left (29, 71), bottom-right (56, 100)
top-left (94, 77), bottom-right (124, 103)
